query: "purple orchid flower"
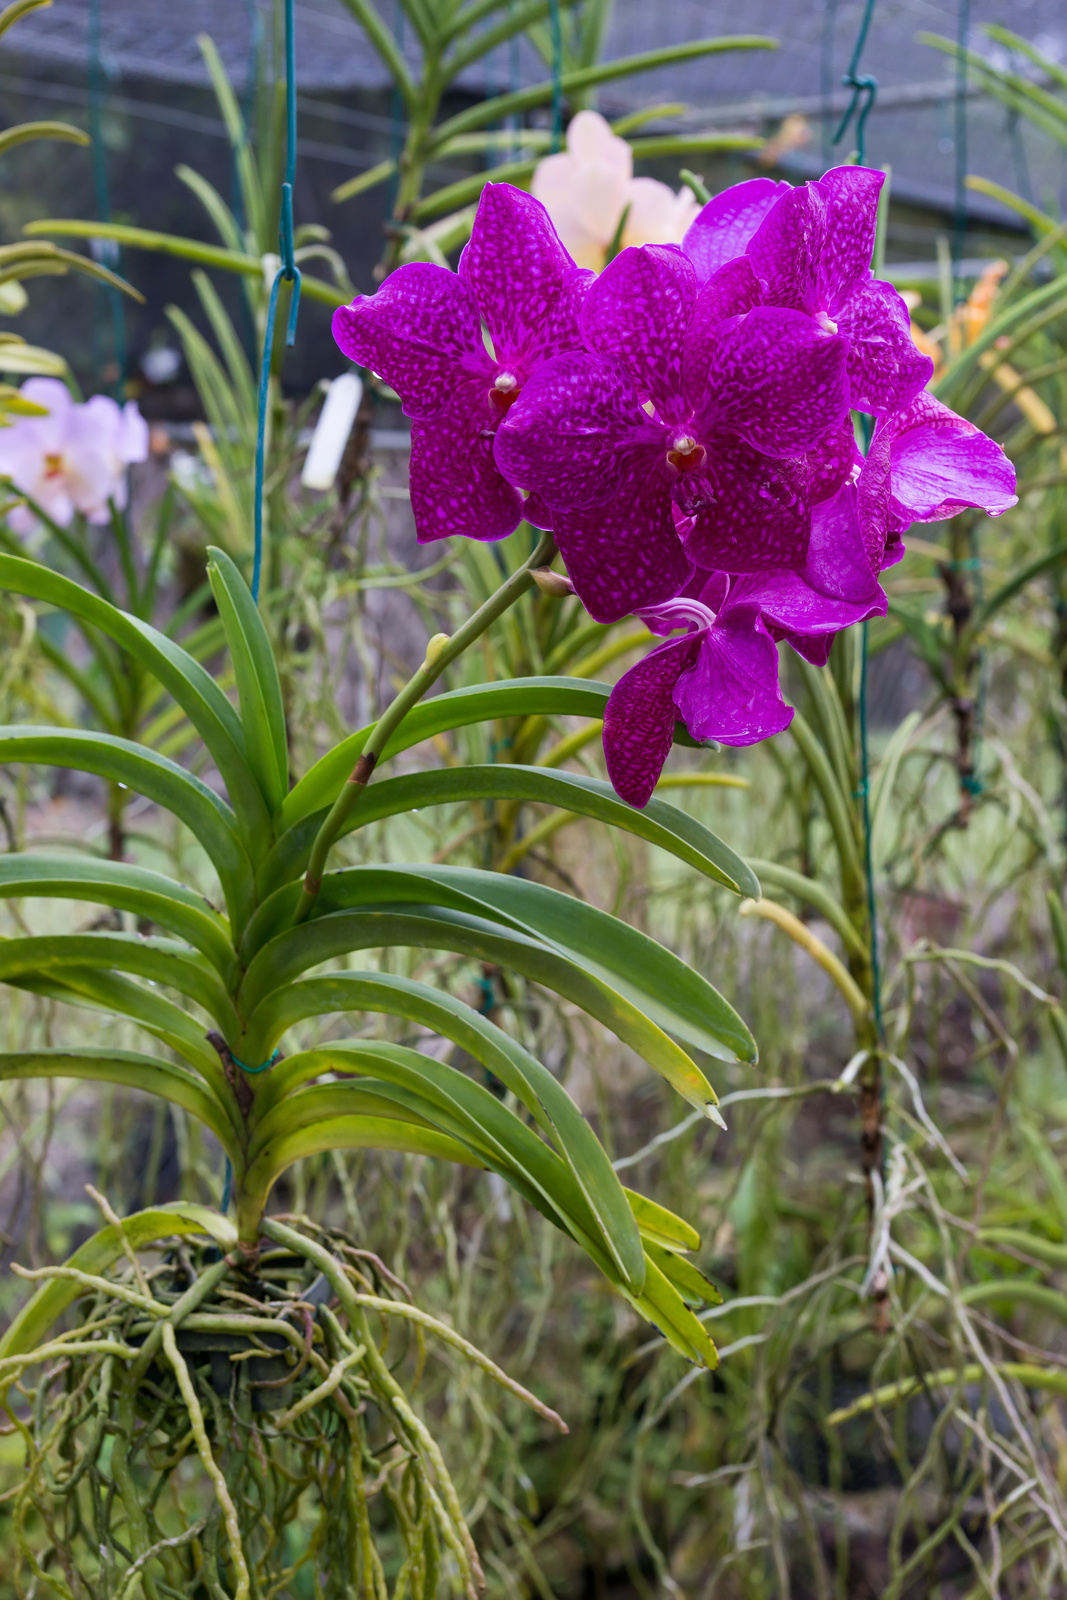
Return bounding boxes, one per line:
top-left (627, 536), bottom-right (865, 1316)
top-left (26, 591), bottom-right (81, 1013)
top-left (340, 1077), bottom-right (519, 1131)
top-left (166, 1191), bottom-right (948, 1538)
top-left (602, 434), bottom-right (898, 806)
top-left (602, 578), bottom-right (794, 807)
top-left (728, 425), bottom-right (891, 667)
top-left (331, 183), bottom-right (591, 544)
top-left (494, 243), bottom-right (850, 623)
top-left (875, 390), bottom-right (1017, 560)
top-left (684, 167), bottom-right (933, 417)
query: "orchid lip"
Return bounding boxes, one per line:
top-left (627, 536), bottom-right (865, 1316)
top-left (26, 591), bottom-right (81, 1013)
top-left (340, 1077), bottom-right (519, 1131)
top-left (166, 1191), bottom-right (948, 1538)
top-left (637, 596), bottom-right (718, 634)
top-left (667, 434), bottom-right (707, 474)
top-left (489, 370), bottom-right (521, 412)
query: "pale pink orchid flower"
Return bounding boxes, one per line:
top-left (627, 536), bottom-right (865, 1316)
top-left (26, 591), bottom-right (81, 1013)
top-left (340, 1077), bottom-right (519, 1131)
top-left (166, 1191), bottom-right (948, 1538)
top-left (531, 109), bottom-right (698, 271)
top-left (0, 377), bottom-right (149, 532)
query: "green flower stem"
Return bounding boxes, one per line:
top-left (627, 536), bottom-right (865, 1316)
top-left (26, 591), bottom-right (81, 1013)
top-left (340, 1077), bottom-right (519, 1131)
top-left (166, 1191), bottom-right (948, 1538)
top-left (292, 529), bottom-right (557, 924)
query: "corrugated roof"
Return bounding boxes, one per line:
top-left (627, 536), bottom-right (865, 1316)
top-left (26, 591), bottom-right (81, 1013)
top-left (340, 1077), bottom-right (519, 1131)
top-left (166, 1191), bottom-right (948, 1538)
top-left (1, 0), bottom-right (1064, 217)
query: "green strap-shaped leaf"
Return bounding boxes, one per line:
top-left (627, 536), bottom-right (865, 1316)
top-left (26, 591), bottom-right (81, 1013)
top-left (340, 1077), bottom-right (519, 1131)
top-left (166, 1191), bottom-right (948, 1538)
top-left (206, 547), bottom-right (288, 815)
top-left (643, 1239), bottom-right (722, 1307)
top-left (241, 864), bottom-right (753, 1068)
top-left (249, 1035), bottom-right (643, 1290)
top-left (624, 1187), bottom-right (701, 1252)
top-left (405, 865), bottom-right (755, 1064)
top-left (5, 966), bottom-right (222, 1081)
top-left (0, 855), bottom-right (236, 980)
top-left (0, 1203), bottom-right (238, 1370)
top-left (624, 1253), bottom-right (719, 1367)
top-left (0, 1051), bottom-right (238, 1156)
top-left (281, 677), bottom-right (615, 830)
top-left (0, 727), bottom-right (253, 929)
top-left (243, 970), bottom-right (643, 1289)
top-left (239, 901), bottom-right (724, 1115)
top-left (244, 1116), bottom-right (478, 1207)
top-left (262, 763), bottom-right (756, 901)
top-left (0, 553), bottom-right (270, 858)
top-left (0, 929), bottom-right (234, 1029)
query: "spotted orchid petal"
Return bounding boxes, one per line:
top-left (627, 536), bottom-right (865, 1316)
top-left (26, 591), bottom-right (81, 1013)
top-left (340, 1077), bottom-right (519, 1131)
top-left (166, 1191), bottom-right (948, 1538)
top-left (682, 177), bottom-right (786, 284)
top-left (580, 244), bottom-right (696, 422)
top-left (551, 457), bottom-right (691, 622)
top-left (494, 350), bottom-right (662, 510)
top-left (333, 265), bottom-right (488, 420)
top-left (695, 306), bottom-right (850, 458)
top-left (459, 184), bottom-right (592, 366)
top-left (837, 279), bottom-right (933, 415)
top-left (876, 390), bottom-right (1018, 528)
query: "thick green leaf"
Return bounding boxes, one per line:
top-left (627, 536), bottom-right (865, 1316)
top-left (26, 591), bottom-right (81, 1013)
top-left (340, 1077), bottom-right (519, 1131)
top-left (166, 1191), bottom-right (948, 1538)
top-left (249, 1035), bottom-right (643, 1290)
top-left (244, 971), bottom-right (643, 1287)
top-left (0, 1204), bottom-right (238, 1371)
top-left (0, 855), bottom-right (235, 977)
top-left (409, 866), bottom-right (755, 1064)
top-left (242, 864), bottom-right (752, 1069)
top-left (624, 1188), bottom-right (701, 1252)
top-left (244, 1116), bottom-right (478, 1205)
top-left (0, 726), bottom-right (253, 927)
top-left (247, 1058), bottom-right (598, 1253)
top-left (239, 899), bottom-right (724, 1115)
top-left (281, 677), bottom-right (615, 831)
top-left (626, 1253), bottom-right (719, 1367)
top-left (0, 935), bottom-right (234, 1034)
top-left (265, 764), bottom-right (755, 900)
top-left (22, 221), bottom-right (347, 307)
top-left (0, 1050), bottom-right (237, 1156)
top-left (6, 966), bottom-right (221, 1078)
top-left (429, 36), bottom-right (776, 146)
top-left (0, 554), bottom-right (270, 860)
top-left (643, 1239), bottom-right (722, 1306)
top-left (206, 546), bottom-right (288, 815)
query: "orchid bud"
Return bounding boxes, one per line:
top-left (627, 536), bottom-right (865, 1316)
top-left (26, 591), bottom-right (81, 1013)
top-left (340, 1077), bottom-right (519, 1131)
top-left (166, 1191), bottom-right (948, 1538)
top-left (424, 632), bottom-right (450, 668)
top-left (531, 567), bottom-right (573, 597)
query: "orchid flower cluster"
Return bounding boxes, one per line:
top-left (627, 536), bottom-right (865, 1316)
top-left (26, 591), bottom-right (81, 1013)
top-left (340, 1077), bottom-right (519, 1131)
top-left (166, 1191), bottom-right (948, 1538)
top-left (0, 377), bottom-right (149, 535)
top-left (333, 170), bottom-right (1017, 806)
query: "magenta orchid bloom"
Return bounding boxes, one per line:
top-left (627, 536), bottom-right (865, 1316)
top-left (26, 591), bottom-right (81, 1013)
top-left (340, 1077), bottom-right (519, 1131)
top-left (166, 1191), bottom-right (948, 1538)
top-left (684, 167), bottom-right (933, 417)
top-left (332, 184), bottom-right (591, 544)
top-left (0, 378), bottom-right (148, 533)
top-left (604, 435), bottom-right (898, 805)
top-left (494, 243), bottom-right (850, 622)
top-left (602, 578), bottom-right (793, 807)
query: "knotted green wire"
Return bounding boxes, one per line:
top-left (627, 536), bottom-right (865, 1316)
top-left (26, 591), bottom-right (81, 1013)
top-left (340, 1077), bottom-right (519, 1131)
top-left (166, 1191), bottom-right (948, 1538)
top-left (831, 0), bottom-right (877, 167)
top-left (252, 0), bottom-right (302, 605)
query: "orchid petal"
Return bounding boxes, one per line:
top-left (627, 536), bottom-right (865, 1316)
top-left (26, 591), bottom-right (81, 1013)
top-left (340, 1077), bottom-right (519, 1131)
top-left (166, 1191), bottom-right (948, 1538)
top-left (332, 266), bottom-right (488, 419)
top-left (410, 399), bottom-right (523, 543)
top-left (807, 412), bottom-right (860, 505)
top-left (877, 391), bottom-right (1018, 525)
top-left (837, 278), bottom-right (933, 415)
top-left (580, 244), bottom-right (695, 421)
top-left (673, 607), bottom-right (793, 746)
top-left (459, 183), bottom-right (585, 364)
top-left (603, 633), bottom-right (700, 807)
top-left (552, 455), bottom-right (691, 623)
top-left (699, 307), bottom-right (849, 457)
top-left (683, 257), bottom-right (764, 408)
top-left (680, 439), bottom-right (810, 574)
top-left (494, 350), bottom-right (661, 510)
top-left (682, 177), bottom-right (785, 283)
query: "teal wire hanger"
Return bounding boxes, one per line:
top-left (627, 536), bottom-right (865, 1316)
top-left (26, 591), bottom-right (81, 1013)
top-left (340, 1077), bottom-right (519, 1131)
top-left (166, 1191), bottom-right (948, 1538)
top-left (252, 0), bottom-right (302, 605)
top-left (831, 0), bottom-right (877, 167)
